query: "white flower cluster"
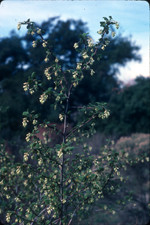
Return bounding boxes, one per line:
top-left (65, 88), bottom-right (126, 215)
top-left (72, 71), bottom-right (78, 79)
top-left (82, 52), bottom-right (89, 59)
top-left (23, 180), bottom-right (28, 186)
top-left (97, 29), bottom-right (103, 35)
top-left (89, 57), bottom-right (94, 65)
top-left (29, 88), bottom-right (35, 95)
top-left (31, 31), bottom-right (35, 35)
top-left (59, 114), bottom-right (63, 121)
top-left (57, 148), bottom-right (63, 158)
top-left (37, 28), bottom-right (42, 34)
top-left (32, 41), bottom-right (37, 48)
top-left (24, 152), bottom-right (29, 162)
top-left (0, 180), bottom-right (3, 185)
top-left (101, 110), bottom-right (110, 119)
top-left (90, 69), bottom-right (95, 76)
top-left (56, 96), bottom-right (60, 102)
top-left (42, 40), bottom-right (47, 48)
top-left (111, 32), bottom-right (116, 37)
top-left (6, 213), bottom-right (11, 223)
top-left (44, 67), bottom-right (51, 80)
top-left (87, 38), bottom-right (94, 47)
top-left (22, 117), bottom-right (28, 127)
top-left (76, 62), bottom-right (82, 70)
top-left (38, 158), bottom-right (43, 166)
top-left (54, 71), bottom-right (58, 76)
top-left (16, 166), bottom-right (21, 174)
top-left (39, 93), bottom-right (48, 104)
top-left (15, 197), bottom-right (20, 202)
top-left (55, 58), bottom-right (59, 63)
top-left (47, 206), bottom-right (52, 215)
top-left (73, 43), bottom-right (78, 49)
top-left (6, 195), bottom-right (10, 199)
top-left (17, 23), bottom-right (21, 30)
top-left (32, 119), bottom-right (37, 125)
top-left (101, 44), bottom-right (106, 50)
top-left (61, 199), bottom-right (66, 204)
top-left (44, 57), bottom-right (49, 63)
top-left (23, 82), bottom-right (29, 92)
top-left (25, 208), bottom-right (31, 219)
top-left (25, 133), bottom-right (31, 142)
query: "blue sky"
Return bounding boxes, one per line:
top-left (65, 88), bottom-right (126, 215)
top-left (0, 0), bottom-right (149, 82)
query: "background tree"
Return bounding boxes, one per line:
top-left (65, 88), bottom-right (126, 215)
top-left (97, 76), bottom-right (150, 137)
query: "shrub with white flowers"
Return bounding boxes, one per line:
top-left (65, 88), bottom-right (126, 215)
top-left (0, 16), bottom-right (148, 225)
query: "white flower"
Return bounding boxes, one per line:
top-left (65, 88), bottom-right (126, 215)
top-left (6, 195), bottom-right (10, 199)
top-left (73, 137), bottom-right (76, 142)
top-left (87, 38), bottom-right (94, 47)
top-left (16, 166), bottom-right (21, 174)
top-left (17, 23), bottom-right (21, 30)
top-left (101, 110), bottom-right (110, 119)
top-left (0, 180), bottom-right (3, 185)
top-left (31, 31), bottom-right (35, 35)
top-left (73, 71), bottom-right (78, 79)
top-left (6, 213), bottom-right (11, 223)
top-left (24, 152), bottom-right (29, 162)
top-left (76, 62), bottom-right (82, 70)
top-left (15, 197), bottom-right (20, 202)
top-left (29, 88), bottom-right (35, 95)
top-left (112, 210), bottom-right (116, 215)
top-left (32, 119), bottom-right (37, 125)
top-left (59, 114), bottom-right (63, 121)
top-left (101, 45), bottom-right (106, 50)
top-left (42, 41), bottom-right (47, 48)
top-left (23, 180), bottom-right (28, 186)
top-left (39, 93), bottom-right (48, 104)
top-left (111, 32), bottom-right (116, 37)
top-left (47, 206), bottom-right (52, 214)
top-left (89, 57), bottom-right (94, 65)
top-left (90, 69), bottom-right (95, 76)
top-left (28, 174), bottom-right (32, 178)
top-left (104, 205), bottom-right (107, 210)
top-left (32, 41), bottom-right (37, 48)
top-left (44, 58), bottom-right (49, 63)
top-left (56, 96), bottom-right (60, 102)
top-left (38, 158), bottom-right (43, 166)
top-left (44, 67), bottom-right (51, 80)
top-left (73, 43), bottom-right (78, 49)
top-left (57, 148), bottom-right (63, 158)
top-left (61, 199), bottom-right (66, 204)
top-left (73, 82), bottom-right (77, 87)
top-left (146, 157), bottom-right (149, 162)
top-left (97, 30), bottom-right (103, 34)
top-left (82, 52), bottom-right (89, 59)
top-left (23, 82), bottom-right (29, 92)
top-left (37, 28), bottom-right (42, 34)
top-left (22, 117), bottom-right (28, 127)
top-left (25, 133), bottom-right (31, 142)
top-left (89, 146), bottom-right (92, 151)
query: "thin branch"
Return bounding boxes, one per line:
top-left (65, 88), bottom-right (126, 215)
top-left (67, 208), bottom-right (78, 225)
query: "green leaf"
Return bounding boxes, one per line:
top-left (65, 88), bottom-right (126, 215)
top-left (103, 17), bottom-right (108, 21)
top-left (22, 111), bottom-right (29, 116)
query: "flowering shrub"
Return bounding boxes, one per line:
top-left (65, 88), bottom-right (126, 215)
top-left (1, 17), bottom-right (147, 225)
top-left (115, 133), bottom-right (150, 164)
